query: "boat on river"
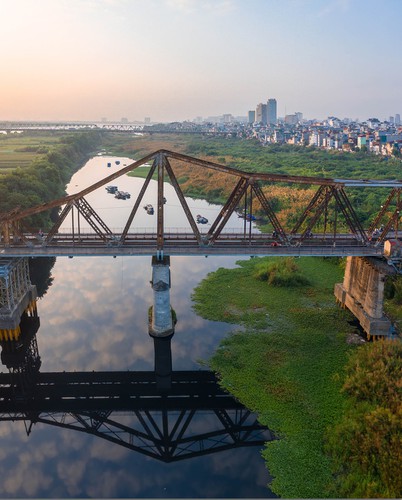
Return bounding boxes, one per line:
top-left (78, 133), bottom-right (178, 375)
top-left (144, 204), bottom-right (154, 214)
top-left (196, 214), bottom-right (208, 224)
top-left (115, 190), bottom-right (131, 200)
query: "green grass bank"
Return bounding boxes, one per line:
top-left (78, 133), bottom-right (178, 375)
top-left (192, 256), bottom-right (358, 498)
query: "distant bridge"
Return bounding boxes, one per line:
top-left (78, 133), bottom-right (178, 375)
top-left (1, 149), bottom-right (402, 259)
top-left (0, 120), bottom-right (223, 135)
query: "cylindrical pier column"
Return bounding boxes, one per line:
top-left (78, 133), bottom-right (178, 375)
top-left (148, 255), bottom-right (175, 391)
top-left (149, 255), bottom-right (174, 337)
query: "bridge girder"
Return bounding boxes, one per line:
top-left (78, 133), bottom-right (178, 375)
top-left (0, 149), bottom-right (401, 256)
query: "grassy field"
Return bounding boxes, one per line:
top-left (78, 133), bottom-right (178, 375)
top-left (0, 132), bottom-right (61, 172)
top-left (192, 256), bottom-right (358, 498)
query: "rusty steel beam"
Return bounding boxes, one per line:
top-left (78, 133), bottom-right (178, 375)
top-left (1, 152), bottom-right (158, 223)
top-left (163, 150), bottom-right (339, 186)
top-left (44, 201), bottom-right (74, 244)
top-left (207, 178), bottom-right (247, 239)
top-left (368, 188), bottom-right (400, 234)
top-left (207, 178), bottom-right (249, 245)
top-left (2, 149), bottom-right (402, 256)
top-left (333, 188), bottom-right (368, 243)
top-left (296, 187), bottom-right (334, 244)
top-left (2, 149), bottom-right (402, 229)
top-left (74, 198), bottom-right (113, 242)
top-left (291, 186), bottom-right (328, 235)
top-left (163, 158), bottom-right (202, 246)
top-left (375, 198), bottom-right (402, 245)
top-left (157, 153), bottom-right (165, 251)
top-left (251, 183), bottom-right (288, 243)
top-left (120, 159), bottom-right (158, 244)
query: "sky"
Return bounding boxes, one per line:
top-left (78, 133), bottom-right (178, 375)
top-left (0, 0), bottom-right (401, 123)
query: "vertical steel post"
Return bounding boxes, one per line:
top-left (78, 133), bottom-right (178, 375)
top-left (77, 208), bottom-right (81, 242)
top-left (333, 198), bottom-right (338, 246)
top-left (243, 188), bottom-right (247, 240)
top-left (157, 153), bottom-right (164, 257)
top-left (71, 205), bottom-right (75, 244)
top-left (249, 184), bottom-right (253, 244)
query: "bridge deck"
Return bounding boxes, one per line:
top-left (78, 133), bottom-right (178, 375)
top-left (0, 232), bottom-right (384, 257)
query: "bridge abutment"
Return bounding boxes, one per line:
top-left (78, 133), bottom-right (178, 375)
top-left (0, 258), bottom-right (41, 393)
top-left (334, 256), bottom-right (393, 338)
top-left (0, 258), bottom-right (38, 336)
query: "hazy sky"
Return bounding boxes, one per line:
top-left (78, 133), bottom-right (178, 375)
top-left (1, 0), bottom-right (401, 123)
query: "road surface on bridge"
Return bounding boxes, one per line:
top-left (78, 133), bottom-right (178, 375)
top-left (0, 231), bottom-right (385, 257)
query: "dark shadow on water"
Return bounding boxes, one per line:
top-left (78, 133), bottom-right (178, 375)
top-left (0, 277), bottom-right (277, 498)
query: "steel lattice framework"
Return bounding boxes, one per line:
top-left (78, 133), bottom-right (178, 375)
top-left (1, 149), bottom-right (402, 257)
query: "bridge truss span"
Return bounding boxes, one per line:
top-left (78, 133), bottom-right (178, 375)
top-left (1, 149), bottom-right (402, 258)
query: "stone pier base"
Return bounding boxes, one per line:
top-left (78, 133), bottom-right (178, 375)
top-left (334, 256), bottom-right (393, 338)
top-left (149, 255), bottom-right (174, 338)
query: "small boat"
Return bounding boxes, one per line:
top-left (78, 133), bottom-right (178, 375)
top-left (245, 214), bottom-right (256, 221)
top-left (144, 204), bottom-right (154, 215)
top-left (115, 191), bottom-right (130, 200)
top-left (106, 185), bottom-right (118, 194)
top-left (196, 214), bottom-right (208, 224)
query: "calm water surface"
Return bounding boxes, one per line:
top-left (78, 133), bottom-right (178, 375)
top-left (0, 156), bottom-right (274, 498)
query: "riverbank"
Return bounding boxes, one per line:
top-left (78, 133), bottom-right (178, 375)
top-left (192, 256), bottom-right (358, 498)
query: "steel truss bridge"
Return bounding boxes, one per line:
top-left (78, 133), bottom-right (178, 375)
top-left (1, 149), bottom-right (402, 258)
top-left (0, 120), bottom-right (220, 134)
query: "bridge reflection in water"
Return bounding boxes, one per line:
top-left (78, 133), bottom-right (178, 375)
top-left (0, 259), bottom-right (273, 465)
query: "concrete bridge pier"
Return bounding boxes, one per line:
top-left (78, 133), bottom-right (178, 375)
top-left (334, 256), bottom-right (394, 338)
top-left (0, 257), bottom-right (41, 393)
top-left (148, 255), bottom-right (175, 390)
top-left (0, 258), bottom-right (38, 338)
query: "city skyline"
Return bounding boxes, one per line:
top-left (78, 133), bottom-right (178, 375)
top-left (1, 0), bottom-right (401, 123)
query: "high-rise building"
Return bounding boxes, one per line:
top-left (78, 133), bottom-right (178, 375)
top-left (267, 99), bottom-right (277, 125)
top-left (295, 112), bottom-right (303, 122)
top-left (255, 103), bottom-right (267, 125)
top-left (284, 114), bottom-right (298, 125)
top-left (248, 110), bottom-right (255, 124)
top-left (395, 114), bottom-right (401, 126)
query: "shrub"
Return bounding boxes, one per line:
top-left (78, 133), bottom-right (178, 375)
top-left (253, 257), bottom-right (310, 287)
top-left (326, 339), bottom-right (402, 498)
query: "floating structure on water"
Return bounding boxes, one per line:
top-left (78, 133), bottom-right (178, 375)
top-left (196, 214), bottom-right (208, 224)
top-left (115, 191), bottom-right (131, 200)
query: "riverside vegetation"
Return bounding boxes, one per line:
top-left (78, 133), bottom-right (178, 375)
top-left (1, 131), bottom-right (401, 497)
top-left (0, 130), bottom-right (103, 229)
top-left (192, 256), bottom-right (402, 498)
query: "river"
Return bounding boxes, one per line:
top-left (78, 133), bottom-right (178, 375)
top-left (0, 156), bottom-right (274, 498)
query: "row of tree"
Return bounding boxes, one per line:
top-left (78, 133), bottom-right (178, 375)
top-left (0, 131), bottom-right (103, 230)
